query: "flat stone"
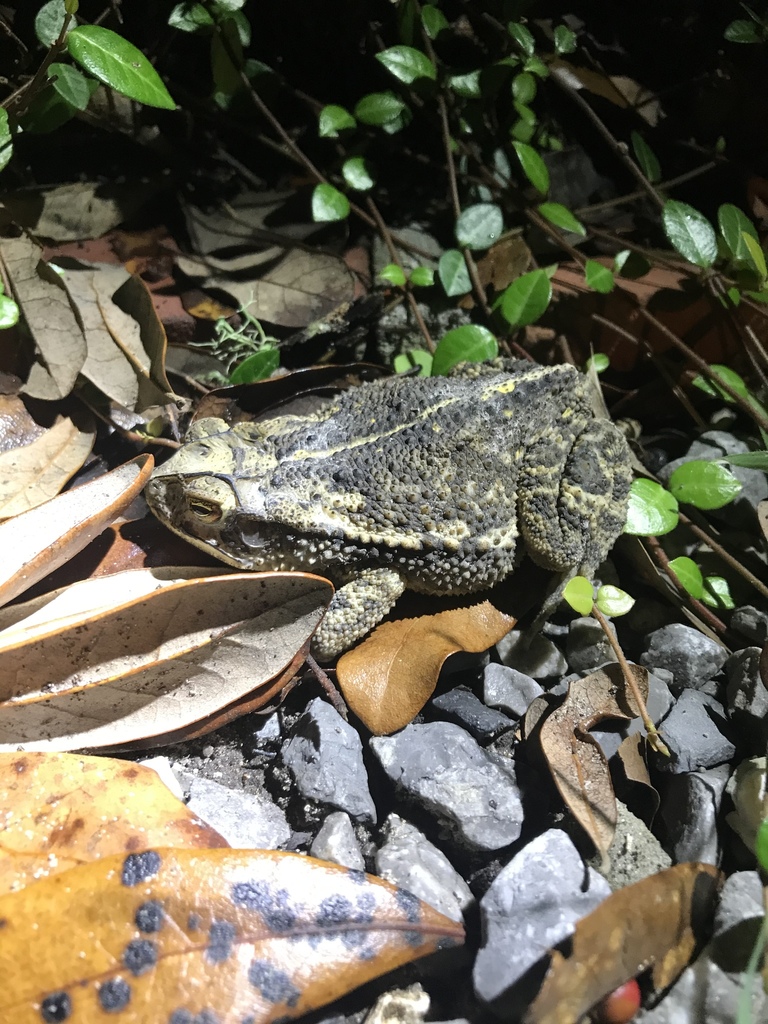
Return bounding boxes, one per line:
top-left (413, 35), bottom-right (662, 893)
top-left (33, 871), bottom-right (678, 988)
top-left (640, 623), bottom-right (728, 693)
top-left (599, 801), bottom-right (671, 890)
top-left (473, 829), bottom-right (611, 1011)
top-left (376, 814), bottom-right (472, 922)
top-left (432, 686), bottom-right (513, 742)
top-left (660, 765), bottom-right (730, 864)
top-left (566, 617), bottom-right (618, 674)
top-left (725, 647), bottom-right (767, 749)
top-left (731, 606), bottom-right (768, 646)
top-left (310, 811), bottom-right (365, 871)
top-left (496, 630), bottom-right (568, 680)
top-left (177, 773), bottom-right (290, 849)
top-left (282, 697), bottom-right (376, 822)
top-left (370, 722), bottom-right (524, 851)
top-left (483, 664), bottom-right (543, 719)
top-left (658, 690), bottom-right (736, 773)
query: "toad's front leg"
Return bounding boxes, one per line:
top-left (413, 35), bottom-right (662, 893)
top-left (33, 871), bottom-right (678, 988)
top-left (312, 567), bottom-right (406, 660)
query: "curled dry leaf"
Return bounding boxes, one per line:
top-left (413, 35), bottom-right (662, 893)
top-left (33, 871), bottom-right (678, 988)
top-left (0, 569), bottom-right (333, 751)
top-left (525, 862), bottom-right (723, 1024)
top-left (337, 602), bottom-right (516, 735)
top-left (0, 752), bottom-right (227, 896)
top-left (538, 663), bottom-right (649, 858)
top-left (0, 847), bottom-right (464, 1024)
top-left (0, 455), bottom-right (154, 608)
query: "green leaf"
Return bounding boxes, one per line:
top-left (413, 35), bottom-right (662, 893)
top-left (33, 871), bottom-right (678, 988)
top-left (431, 325), bottom-right (498, 376)
top-left (624, 478), bottom-right (679, 536)
top-left (595, 585), bottom-right (635, 617)
top-left (409, 266), bottom-right (435, 288)
top-left (228, 346), bottom-right (280, 384)
top-left (584, 260), bottom-right (615, 294)
top-left (512, 72), bottom-right (536, 104)
top-left (512, 141), bottom-right (549, 194)
top-left (211, 18), bottom-right (243, 96)
top-left (630, 130), bottom-right (661, 183)
top-left (562, 576), bottom-right (593, 616)
top-left (0, 292), bottom-right (20, 328)
top-left (691, 363), bottom-right (749, 402)
top-left (421, 5), bottom-right (449, 39)
top-left (554, 25), bottom-right (577, 55)
top-left (512, 100), bottom-right (537, 127)
top-left (168, 3), bottom-right (214, 32)
top-left (48, 63), bottom-right (91, 110)
top-left (510, 118), bottom-right (535, 143)
top-left (586, 353), bottom-right (610, 374)
top-left (718, 203), bottom-right (759, 260)
top-left (438, 249), bottom-right (472, 296)
top-left (376, 45), bottom-right (436, 84)
top-left (342, 156), bottom-right (374, 191)
top-left (668, 460), bottom-right (743, 509)
top-left (67, 26), bottom-right (176, 109)
top-left (725, 19), bottom-right (762, 43)
top-left (354, 91), bottom-right (407, 126)
top-left (0, 109), bottom-right (12, 173)
top-left (614, 249), bottom-right (651, 278)
top-left (756, 819), bottom-right (768, 873)
top-left (523, 56), bottom-right (549, 78)
top-left (537, 202), bottom-right (585, 236)
top-left (35, 0), bottom-right (71, 47)
top-left (742, 232), bottom-right (767, 280)
top-left (499, 269), bottom-right (552, 327)
top-left (394, 350), bottom-right (432, 376)
top-left (723, 450), bottom-right (768, 470)
top-left (19, 84), bottom-right (79, 133)
top-left (508, 22), bottom-right (535, 57)
top-left (661, 200), bottom-right (717, 268)
top-left (447, 71), bottom-right (482, 99)
top-left (311, 183), bottom-right (350, 222)
top-left (668, 556), bottom-right (704, 599)
top-left (379, 264), bottom-right (407, 287)
top-left (701, 576), bottom-right (735, 610)
top-left (318, 104), bottom-right (356, 138)
top-left (455, 203), bottom-right (504, 250)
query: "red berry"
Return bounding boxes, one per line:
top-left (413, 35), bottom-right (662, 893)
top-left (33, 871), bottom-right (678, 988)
top-left (595, 978), bottom-right (642, 1024)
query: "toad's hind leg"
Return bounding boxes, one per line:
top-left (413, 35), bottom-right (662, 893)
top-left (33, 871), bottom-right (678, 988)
top-left (518, 418), bottom-right (632, 581)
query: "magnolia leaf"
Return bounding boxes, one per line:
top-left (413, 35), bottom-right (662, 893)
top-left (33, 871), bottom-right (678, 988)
top-left (0, 848), bottom-right (463, 1023)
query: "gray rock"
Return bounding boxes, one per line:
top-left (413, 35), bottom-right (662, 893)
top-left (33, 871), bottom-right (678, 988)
top-left (659, 690), bottom-right (735, 773)
top-left (496, 630), bottom-right (568, 679)
top-left (432, 686), bottom-right (512, 742)
top-left (566, 617), bottom-right (618, 674)
top-left (281, 697), bottom-right (376, 822)
top-left (473, 829), bottom-right (611, 1010)
top-left (178, 773), bottom-right (290, 849)
top-left (640, 623), bottom-right (728, 693)
top-left (370, 722), bottom-right (524, 851)
top-left (310, 811), bottom-right (365, 871)
top-left (660, 765), bottom-right (731, 864)
top-left (375, 814), bottom-right (472, 922)
top-left (599, 801), bottom-right (672, 890)
top-left (726, 647), bottom-right (768, 748)
top-left (483, 664), bottom-right (544, 719)
top-left (731, 605), bottom-right (768, 645)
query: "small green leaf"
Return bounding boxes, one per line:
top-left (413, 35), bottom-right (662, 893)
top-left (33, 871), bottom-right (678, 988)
top-left (438, 249), bottom-right (472, 297)
top-left (508, 21), bottom-right (535, 57)
top-left (595, 585), bottom-right (635, 617)
top-left (342, 156), bottom-right (374, 191)
top-left (661, 200), bottom-right (718, 268)
top-left (0, 292), bottom-right (20, 328)
top-left (354, 91), bottom-right (407, 126)
top-left (668, 556), bottom-right (704, 599)
top-left (512, 141), bottom-right (549, 194)
top-left (725, 19), bottom-right (762, 43)
top-left (311, 183), bottom-right (350, 222)
top-left (455, 203), bottom-right (504, 250)
top-left (691, 363), bottom-right (749, 402)
top-left (630, 130), bottom-right (661, 183)
top-left (668, 460), bottom-right (743, 509)
top-left (35, 0), bottom-right (71, 47)
top-left (0, 109), bottom-right (12, 173)
top-left (512, 72), bottom-right (536, 104)
top-left (48, 63), bottom-right (91, 110)
top-left (586, 353), bottom-right (610, 374)
top-left (499, 269), bottom-right (552, 327)
top-left (614, 249), bottom-right (651, 278)
top-left (554, 25), bottom-right (577, 55)
top-left (67, 26), bottom-right (176, 109)
top-left (421, 5), bottom-right (449, 39)
top-left (718, 203), bottom-right (759, 260)
top-left (701, 576), bottom-right (735, 610)
top-left (510, 118), bottom-right (535, 143)
top-left (562, 576), bottom-right (593, 616)
top-left (723, 450), bottom-right (768, 470)
top-left (584, 260), bottom-right (615, 294)
top-left (168, 3), bottom-right (214, 31)
top-left (523, 56), bottom-right (549, 78)
top-left (537, 202), bottom-right (585, 236)
top-left (379, 264), bottom-right (407, 287)
top-left (409, 266), bottom-right (435, 288)
top-left (376, 45), bottom-right (436, 84)
top-left (431, 325), bottom-right (498, 376)
top-left (318, 104), bottom-right (356, 137)
top-left (394, 350), bottom-right (432, 376)
top-left (228, 346), bottom-right (280, 384)
top-left (742, 233), bottom-right (767, 280)
top-left (624, 478), bottom-right (679, 536)
top-left (447, 71), bottom-right (482, 98)
top-left (19, 85), bottom-right (79, 133)
top-left (512, 101), bottom-right (537, 127)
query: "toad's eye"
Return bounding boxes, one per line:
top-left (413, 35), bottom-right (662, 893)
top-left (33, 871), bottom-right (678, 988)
top-left (188, 498), bottom-right (222, 522)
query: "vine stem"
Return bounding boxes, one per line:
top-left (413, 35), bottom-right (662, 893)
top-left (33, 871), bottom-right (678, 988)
top-left (679, 511), bottom-right (768, 602)
top-left (4, 10), bottom-right (74, 118)
top-left (644, 534), bottom-right (728, 635)
top-left (591, 603), bottom-right (670, 757)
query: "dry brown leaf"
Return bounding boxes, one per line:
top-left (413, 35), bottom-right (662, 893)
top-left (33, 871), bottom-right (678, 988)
top-left (0, 393), bottom-right (46, 451)
top-left (0, 752), bottom-right (227, 895)
top-left (526, 863), bottom-right (723, 1024)
top-left (337, 602), bottom-right (516, 735)
top-left (538, 664), bottom-right (649, 858)
top-left (0, 236), bottom-right (86, 399)
top-left (550, 61), bottom-right (662, 125)
top-left (0, 455), bottom-right (153, 607)
top-left (615, 734), bottom-right (660, 822)
top-left (107, 272), bottom-right (173, 400)
top-left (0, 569), bottom-right (333, 750)
top-left (0, 847), bottom-right (463, 1024)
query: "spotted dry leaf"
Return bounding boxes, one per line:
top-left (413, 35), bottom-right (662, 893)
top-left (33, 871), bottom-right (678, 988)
top-left (0, 848), bottom-right (464, 1023)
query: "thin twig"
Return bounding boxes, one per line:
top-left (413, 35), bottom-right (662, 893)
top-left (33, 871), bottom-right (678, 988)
top-left (679, 511), bottom-right (768, 602)
top-left (4, 10), bottom-right (74, 118)
top-left (644, 534), bottom-right (728, 634)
